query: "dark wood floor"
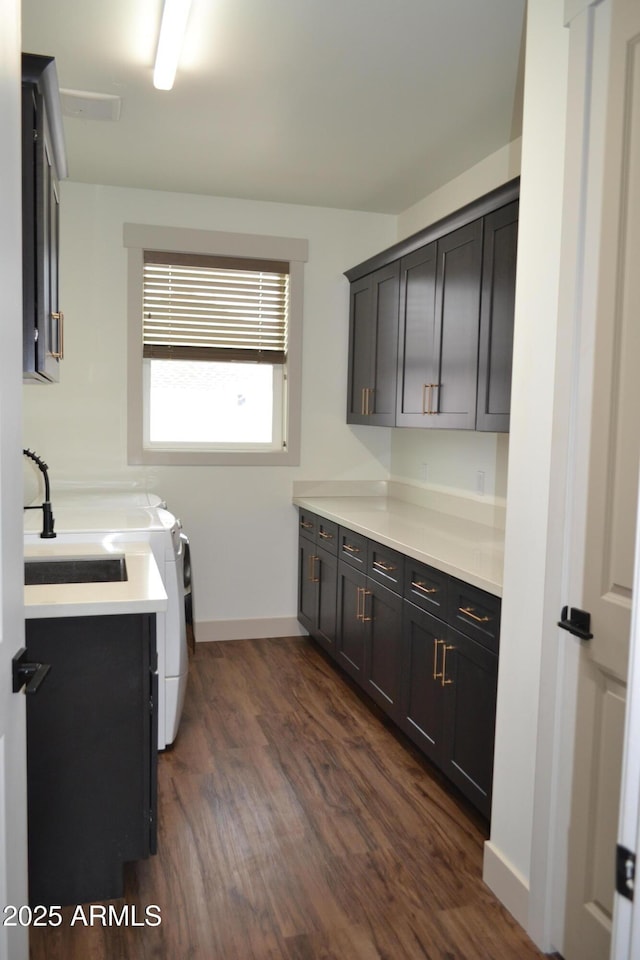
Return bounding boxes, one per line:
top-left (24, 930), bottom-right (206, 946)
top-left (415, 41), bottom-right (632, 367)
top-left (30, 637), bottom-right (550, 960)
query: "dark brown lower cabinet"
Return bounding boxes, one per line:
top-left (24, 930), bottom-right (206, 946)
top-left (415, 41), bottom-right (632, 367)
top-left (399, 604), bottom-right (498, 817)
top-left (25, 613), bottom-right (157, 907)
top-left (298, 533), bottom-right (338, 658)
top-left (297, 509), bottom-right (500, 820)
top-left (336, 562), bottom-right (403, 721)
top-left (336, 561), bottom-right (367, 681)
top-left (365, 580), bottom-right (403, 720)
top-left (399, 602), bottom-right (447, 768)
top-left (441, 628), bottom-right (498, 818)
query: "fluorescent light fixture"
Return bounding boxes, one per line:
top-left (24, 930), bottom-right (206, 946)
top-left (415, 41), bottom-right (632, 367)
top-left (153, 0), bottom-right (192, 91)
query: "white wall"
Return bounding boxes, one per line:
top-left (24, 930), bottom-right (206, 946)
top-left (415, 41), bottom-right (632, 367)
top-left (23, 183), bottom-right (396, 636)
top-left (389, 139), bottom-right (522, 505)
top-left (397, 138), bottom-right (522, 241)
top-left (483, 0), bottom-right (569, 940)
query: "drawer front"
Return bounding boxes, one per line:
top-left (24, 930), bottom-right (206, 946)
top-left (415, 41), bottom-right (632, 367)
top-left (298, 509), bottom-right (317, 541)
top-left (404, 558), bottom-right (448, 619)
top-left (368, 541), bottom-right (404, 595)
top-left (448, 578), bottom-right (501, 653)
top-left (338, 527), bottom-right (369, 569)
top-left (316, 517), bottom-right (339, 555)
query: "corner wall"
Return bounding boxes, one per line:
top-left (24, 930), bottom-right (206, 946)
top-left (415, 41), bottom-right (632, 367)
top-left (484, 0), bottom-right (569, 943)
top-left (22, 183), bottom-right (397, 636)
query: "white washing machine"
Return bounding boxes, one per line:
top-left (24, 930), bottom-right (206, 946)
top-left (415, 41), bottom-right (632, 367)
top-left (24, 492), bottom-right (190, 750)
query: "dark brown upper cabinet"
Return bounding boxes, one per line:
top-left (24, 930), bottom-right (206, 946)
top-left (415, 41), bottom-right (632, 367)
top-left (346, 261), bottom-right (400, 426)
top-left (22, 54), bottom-right (67, 383)
top-left (346, 179), bottom-right (519, 433)
top-left (476, 200), bottom-right (519, 432)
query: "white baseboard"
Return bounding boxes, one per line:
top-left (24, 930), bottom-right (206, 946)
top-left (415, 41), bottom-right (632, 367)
top-left (195, 617), bottom-right (306, 642)
top-left (483, 840), bottom-right (530, 930)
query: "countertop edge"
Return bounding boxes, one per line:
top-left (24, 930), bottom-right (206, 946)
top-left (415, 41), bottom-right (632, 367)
top-left (293, 495), bottom-right (504, 598)
top-left (24, 541), bottom-right (168, 619)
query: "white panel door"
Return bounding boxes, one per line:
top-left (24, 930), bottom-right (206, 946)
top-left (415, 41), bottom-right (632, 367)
top-left (0, 3), bottom-right (30, 958)
top-left (563, 0), bottom-right (640, 957)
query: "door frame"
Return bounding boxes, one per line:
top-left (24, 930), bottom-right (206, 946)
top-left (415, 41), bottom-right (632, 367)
top-left (0, 1), bottom-right (31, 957)
top-left (528, 0), bottom-right (634, 950)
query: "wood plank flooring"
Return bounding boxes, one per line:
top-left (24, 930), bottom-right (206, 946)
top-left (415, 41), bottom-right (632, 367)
top-left (29, 637), bottom-right (552, 960)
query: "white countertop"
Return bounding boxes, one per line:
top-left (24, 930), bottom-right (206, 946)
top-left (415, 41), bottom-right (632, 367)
top-left (293, 494), bottom-right (504, 597)
top-left (24, 540), bottom-right (168, 619)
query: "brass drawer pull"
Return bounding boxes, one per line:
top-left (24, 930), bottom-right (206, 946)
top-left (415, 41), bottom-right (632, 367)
top-left (300, 520), bottom-right (314, 530)
top-left (343, 543), bottom-right (361, 554)
top-left (318, 530), bottom-right (334, 541)
top-left (459, 605), bottom-right (491, 624)
top-left (411, 580), bottom-right (438, 596)
top-left (373, 560), bottom-right (396, 574)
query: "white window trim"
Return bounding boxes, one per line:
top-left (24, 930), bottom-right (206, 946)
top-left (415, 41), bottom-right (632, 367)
top-left (124, 224), bottom-right (308, 466)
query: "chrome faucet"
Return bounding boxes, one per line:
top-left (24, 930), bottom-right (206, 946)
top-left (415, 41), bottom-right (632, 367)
top-left (23, 448), bottom-right (56, 539)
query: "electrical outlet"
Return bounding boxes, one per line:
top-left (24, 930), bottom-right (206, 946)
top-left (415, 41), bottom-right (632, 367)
top-left (476, 470), bottom-right (485, 495)
top-left (420, 462), bottom-right (429, 483)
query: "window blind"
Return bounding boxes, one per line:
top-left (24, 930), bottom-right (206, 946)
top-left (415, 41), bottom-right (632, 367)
top-left (143, 251), bottom-right (289, 363)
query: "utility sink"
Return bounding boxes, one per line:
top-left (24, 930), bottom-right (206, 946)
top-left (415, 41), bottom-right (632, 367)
top-left (25, 556), bottom-right (128, 586)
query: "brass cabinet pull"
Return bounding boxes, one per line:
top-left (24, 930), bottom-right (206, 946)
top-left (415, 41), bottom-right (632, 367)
top-left (422, 383), bottom-right (440, 415)
top-left (343, 543), bottom-right (361, 554)
top-left (360, 387), bottom-right (374, 415)
top-left (433, 638), bottom-right (444, 680)
top-left (373, 559), bottom-right (396, 574)
top-left (422, 383), bottom-right (434, 415)
top-left (356, 586), bottom-right (364, 621)
top-left (459, 605), bottom-right (491, 624)
top-left (356, 586), bottom-right (373, 622)
top-left (50, 311), bottom-right (64, 359)
top-left (441, 644), bottom-right (454, 686)
top-left (361, 588), bottom-right (373, 622)
top-left (300, 520), bottom-right (314, 530)
top-left (308, 554), bottom-right (319, 583)
top-left (411, 579), bottom-right (438, 596)
top-left (318, 530), bottom-right (334, 541)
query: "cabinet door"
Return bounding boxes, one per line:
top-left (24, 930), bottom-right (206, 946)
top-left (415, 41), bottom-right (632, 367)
top-left (336, 562), bottom-right (367, 682)
top-left (441, 628), bottom-right (498, 818)
top-left (364, 580), bottom-right (403, 720)
top-left (476, 201), bottom-right (518, 432)
top-left (396, 242), bottom-right (438, 426)
top-left (22, 82), bottom-right (62, 383)
top-left (298, 535), bottom-right (318, 634)
top-left (399, 602), bottom-right (446, 767)
top-left (347, 275), bottom-right (373, 423)
top-left (316, 546), bottom-right (338, 657)
top-left (346, 263), bottom-right (399, 425)
top-left (431, 220), bottom-right (483, 429)
top-left (25, 614), bottom-right (155, 906)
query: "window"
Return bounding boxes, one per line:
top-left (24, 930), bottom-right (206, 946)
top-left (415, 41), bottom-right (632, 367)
top-left (124, 225), bottom-right (308, 465)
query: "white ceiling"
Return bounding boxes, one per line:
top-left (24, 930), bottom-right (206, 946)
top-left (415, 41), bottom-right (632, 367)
top-left (21, 0), bottom-right (526, 214)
